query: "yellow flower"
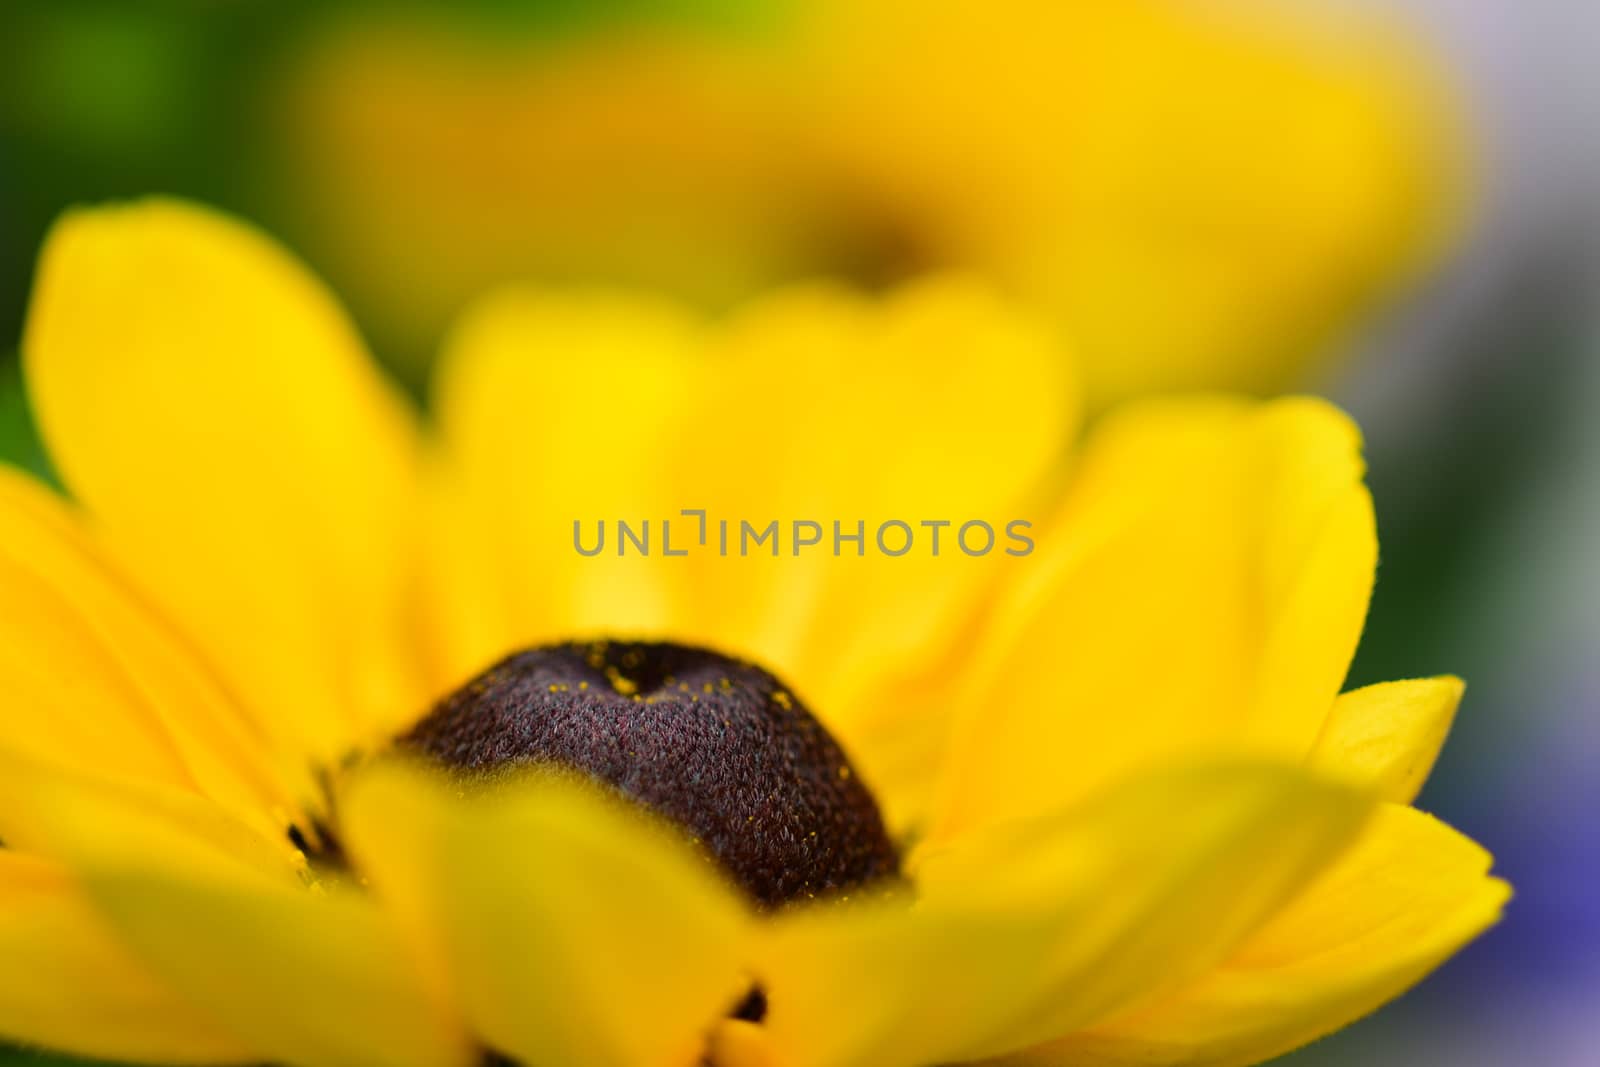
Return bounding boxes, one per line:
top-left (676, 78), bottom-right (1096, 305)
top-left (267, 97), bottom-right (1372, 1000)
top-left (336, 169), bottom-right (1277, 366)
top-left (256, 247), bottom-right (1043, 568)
top-left (278, 0), bottom-right (1461, 402)
top-left (2, 200), bottom-right (1502, 1067)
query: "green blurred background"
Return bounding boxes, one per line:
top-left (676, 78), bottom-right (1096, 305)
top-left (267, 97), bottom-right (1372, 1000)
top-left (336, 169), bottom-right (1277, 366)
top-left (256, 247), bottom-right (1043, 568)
top-left (1, 0), bottom-right (1594, 1064)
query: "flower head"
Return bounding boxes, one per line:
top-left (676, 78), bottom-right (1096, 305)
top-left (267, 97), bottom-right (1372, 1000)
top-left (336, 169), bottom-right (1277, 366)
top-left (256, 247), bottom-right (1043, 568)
top-left (1, 201), bottom-right (1504, 1067)
top-left (279, 0), bottom-right (1462, 402)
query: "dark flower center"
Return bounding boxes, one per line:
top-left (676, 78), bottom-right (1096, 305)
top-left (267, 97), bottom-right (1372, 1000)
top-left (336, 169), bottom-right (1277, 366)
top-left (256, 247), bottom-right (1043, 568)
top-left (399, 640), bottom-right (900, 909)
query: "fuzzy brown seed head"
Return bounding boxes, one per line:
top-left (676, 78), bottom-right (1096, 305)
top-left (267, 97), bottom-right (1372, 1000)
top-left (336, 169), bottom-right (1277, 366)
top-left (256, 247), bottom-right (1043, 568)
top-left (399, 641), bottom-right (900, 909)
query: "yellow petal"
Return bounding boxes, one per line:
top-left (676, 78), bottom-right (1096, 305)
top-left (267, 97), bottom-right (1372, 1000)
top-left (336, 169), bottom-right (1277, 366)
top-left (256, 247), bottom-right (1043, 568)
top-left (428, 278), bottom-right (1075, 833)
top-left (757, 762), bottom-right (1371, 1067)
top-left (0, 465), bottom-right (314, 833)
top-left (427, 287), bottom-right (703, 682)
top-left (84, 871), bottom-right (472, 1067)
top-left (1010, 805), bottom-right (1507, 1066)
top-left (709, 1019), bottom-right (782, 1067)
top-left (409, 449), bottom-right (518, 694)
top-left (0, 850), bottom-right (251, 1064)
top-left (23, 198), bottom-right (424, 763)
top-left (932, 397), bottom-right (1375, 841)
top-left (284, 0), bottom-right (1455, 404)
top-left (280, 20), bottom-right (803, 362)
top-left (0, 749), bottom-right (296, 885)
top-left (806, 0), bottom-right (1460, 406)
top-left (671, 278), bottom-right (1074, 691)
top-left (680, 279), bottom-right (1075, 833)
top-left (340, 761), bottom-right (752, 1067)
top-left (1307, 677), bottom-right (1463, 803)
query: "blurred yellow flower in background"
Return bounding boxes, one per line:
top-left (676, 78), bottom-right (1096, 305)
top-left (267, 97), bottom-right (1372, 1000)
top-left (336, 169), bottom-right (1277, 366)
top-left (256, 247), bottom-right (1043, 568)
top-left (0, 200), bottom-right (1503, 1067)
top-left (277, 0), bottom-right (1461, 403)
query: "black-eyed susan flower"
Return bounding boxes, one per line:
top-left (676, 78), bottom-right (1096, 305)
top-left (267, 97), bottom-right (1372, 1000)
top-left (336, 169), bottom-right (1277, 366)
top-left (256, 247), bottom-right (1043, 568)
top-left (277, 0), bottom-right (1460, 402)
top-left (1, 200), bottom-right (1504, 1067)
